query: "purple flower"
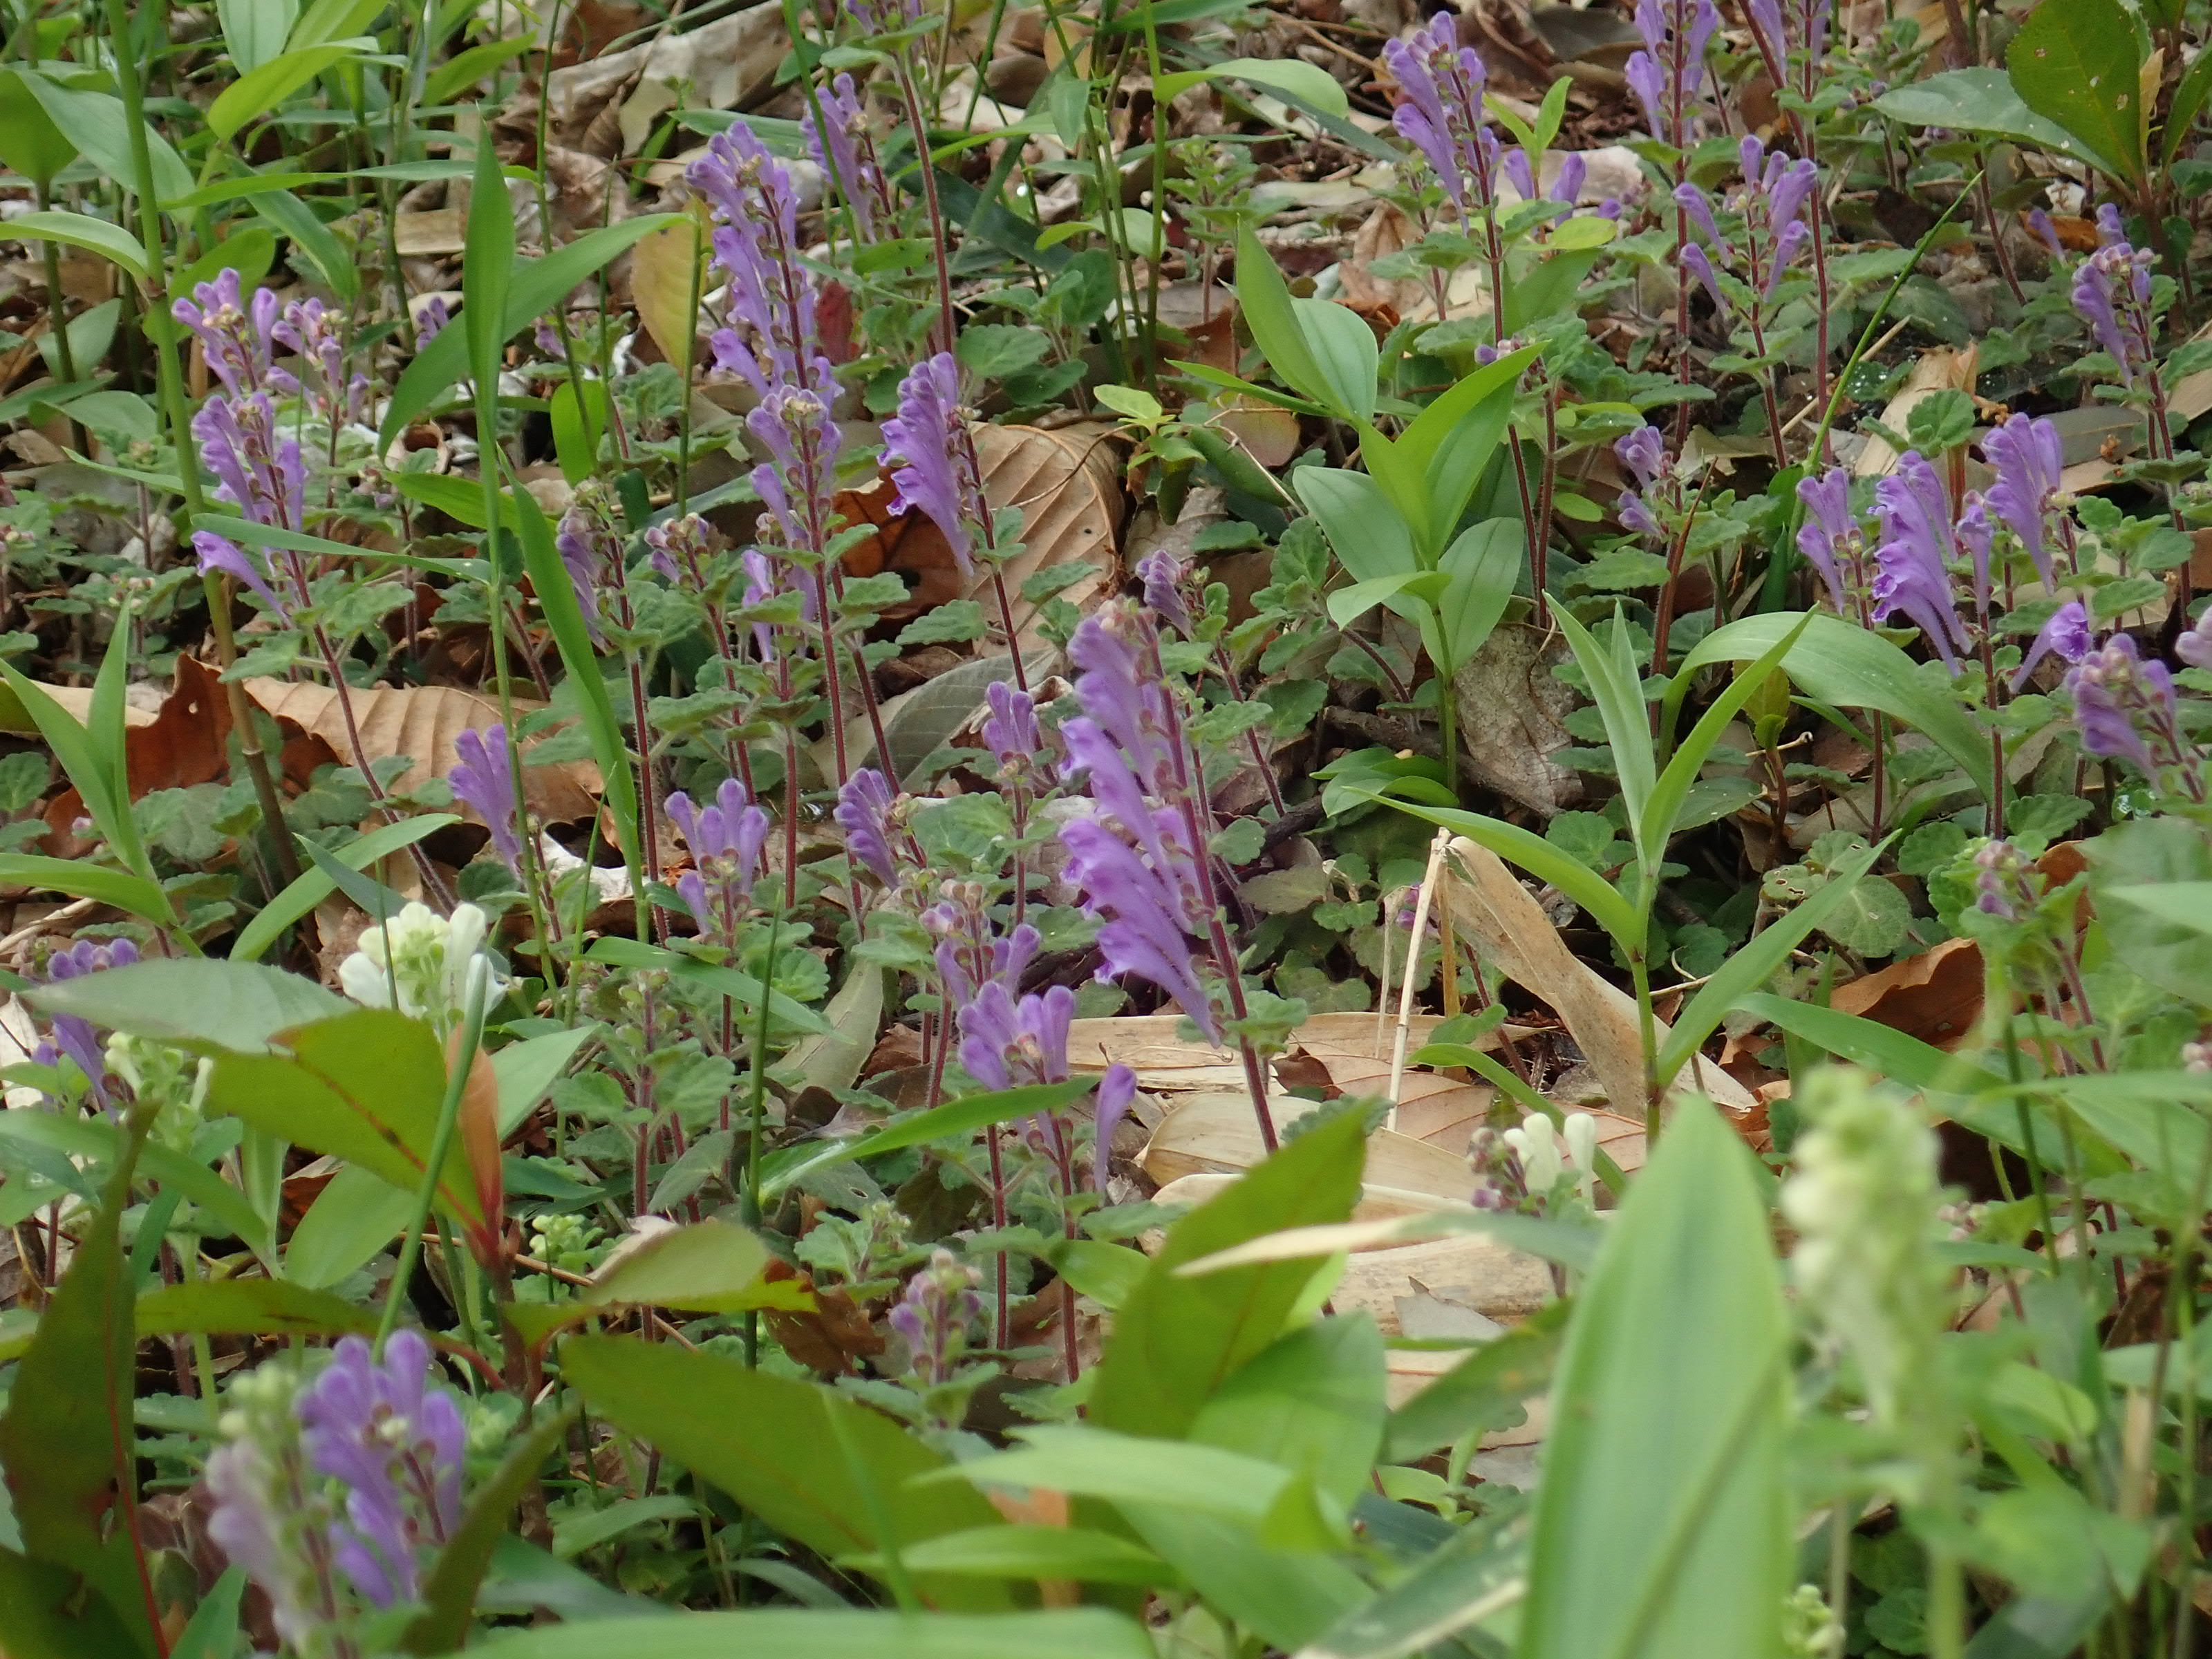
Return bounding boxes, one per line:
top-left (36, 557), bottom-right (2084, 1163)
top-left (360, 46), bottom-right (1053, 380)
top-left (888, 1250), bottom-right (983, 1386)
top-left (554, 504), bottom-right (616, 646)
top-left (415, 296), bottom-right (451, 344)
top-left (297, 1330), bottom-right (464, 1609)
top-left (1624, 0), bottom-right (1721, 147)
top-left (882, 353), bottom-right (983, 576)
top-left (1615, 425), bottom-right (1666, 491)
top-left (1381, 13), bottom-right (1499, 210)
top-left (644, 513), bottom-right (715, 590)
top-left (1767, 157), bottom-right (1819, 241)
top-left (193, 391), bottom-right (305, 532)
top-left (42, 937), bottom-right (138, 1107)
top-left (1678, 242), bottom-right (1727, 312)
top-left (803, 73), bottom-right (888, 240)
top-left (2014, 599), bottom-right (2092, 689)
top-left (982, 680), bottom-right (1043, 774)
top-left (668, 778), bottom-right (772, 944)
top-left (1094, 1062), bottom-right (1136, 1191)
top-left (1871, 452), bottom-right (1970, 668)
top-left (958, 980), bottom-right (1075, 1091)
top-left (836, 767), bottom-right (903, 886)
top-left (1066, 603), bottom-right (1180, 794)
top-left (2072, 206), bottom-right (2158, 386)
top-left (2027, 209), bottom-right (2064, 261)
top-left (449, 724), bottom-right (524, 877)
top-left (927, 899), bottom-right (1039, 1009)
top-left (688, 123), bottom-right (831, 407)
top-left (2066, 632), bottom-right (2188, 778)
top-left (1974, 839), bottom-right (2030, 919)
top-left (172, 268), bottom-right (279, 400)
top-left (1674, 180), bottom-right (1723, 247)
top-left (1982, 413), bottom-right (2065, 586)
top-left (1795, 466), bottom-right (1862, 612)
top-left (272, 296), bottom-right (364, 425)
top-left (2179, 608), bottom-right (2212, 671)
top-left (194, 529), bottom-right (290, 619)
top-left (1957, 494), bottom-right (1995, 612)
top-left (1136, 544), bottom-right (1197, 638)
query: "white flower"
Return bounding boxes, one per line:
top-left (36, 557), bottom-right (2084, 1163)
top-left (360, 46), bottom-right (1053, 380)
top-left (336, 902), bottom-right (505, 1033)
top-left (1503, 1111), bottom-right (1600, 1206)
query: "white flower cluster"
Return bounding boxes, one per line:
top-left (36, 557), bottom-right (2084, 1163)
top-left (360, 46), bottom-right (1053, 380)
top-left (104, 1031), bottom-right (212, 1152)
top-left (1780, 1067), bottom-right (1948, 1427)
top-left (1504, 1110), bottom-right (1600, 1206)
top-left (336, 902), bottom-right (505, 1034)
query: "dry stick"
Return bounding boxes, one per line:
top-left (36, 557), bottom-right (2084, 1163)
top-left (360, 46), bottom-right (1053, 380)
top-left (1385, 827), bottom-right (1452, 1129)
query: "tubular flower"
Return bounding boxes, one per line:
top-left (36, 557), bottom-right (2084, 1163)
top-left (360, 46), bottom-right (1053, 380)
top-left (888, 1250), bottom-right (984, 1388)
top-left (667, 778), bottom-right (772, 944)
top-left (836, 767), bottom-right (906, 888)
top-left (1625, 0), bottom-right (1722, 149)
top-left (1795, 466), bottom-right (1866, 613)
top-left (882, 353), bottom-right (986, 575)
top-left (1980, 412), bottom-right (2065, 585)
top-left (41, 937), bottom-right (139, 1107)
top-left (2066, 632), bottom-right (2191, 781)
top-left (1380, 12), bottom-right (1499, 211)
top-left (982, 679), bottom-right (1056, 790)
top-left (1870, 452), bottom-right (1970, 668)
top-left (957, 979), bottom-right (1074, 1091)
top-left (2072, 205), bottom-right (2159, 385)
top-left (555, 500), bottom-right (622, 647)
top-left (1613, 425), bottom-right (1668, 539)
top-left (172, 268), bottom-right (279, 399)
top-left (803, 72), bottom-right (892, 238)
top-left (1136, 543), bottom-right (1199, 639)
top-left (2014, 600), bottom-right (2092, 691)
top-left (447, 724), bottom-right (524, 878)
top-left (273, 296), bottom-right (367, 426)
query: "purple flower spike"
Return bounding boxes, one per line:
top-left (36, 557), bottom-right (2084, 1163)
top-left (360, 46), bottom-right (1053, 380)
top-left (2066, 632), bottom-right (2178, 774)
top-left (982, 680), bottom-right (1042, 773)
top-left (882, 353), bottom-right (982, 576)
top-left (2072, 208), bottom-right (2159, 386)
top-left (803, 72), bottom-right (888, 239)
top-left (888, 1250), bottom-right (982, 1388)
top-left (1615, 425), bottom-right (1666, 490)
top-left (1795, 466), bottom-right (1859, 612)
top-left (1625, 0), bottom-right (1721, 147)
top-left (194, 530), bottom-right (290, 619)
top-left (42, 937), bottom-right (138, 1107)
top-left (1679, 242), bottom-right (1727, 312)
top-left (1674, 180), bottom-right (1723, 248)
top-left (2014, 600), bottom-right (2092, 690)
top-left (836, 767), bottom-right (903, 887)
top-left (172, 268), bottom-right (279, 399)
top-left (1136, 544), bottom-right (1197, 637)
top-left (1768, 158), bottom-right (1820, 238)
top-left (1094, 1062), bottom-right (1136, 1191)
top-left (1382, 12), bottom-right (1499, 211)
top-left (554, 505), bottom-right (615, 646)
top-left (449, 724), bottom-right (523, 877)
top-left (1957, 494), bottom-right (1996, 612)
top-left (957, 980), bottom-right (1076, 1091)
top-left (297, 1330), bottom-right (464, 1609)
top-left (666, 778), bottom-right (771, 943)
top-left (1981, 413), bottom-right (2065, 585)
top-left (1871, 452), bottom-right (1970, 668)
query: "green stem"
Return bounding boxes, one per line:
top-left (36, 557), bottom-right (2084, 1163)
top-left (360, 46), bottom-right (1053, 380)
top-left (376, 962), bottom-right (492, 1353)
top-left (740, 910), bottom-right (782, 1367)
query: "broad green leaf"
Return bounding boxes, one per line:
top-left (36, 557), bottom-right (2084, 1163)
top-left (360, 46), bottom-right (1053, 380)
top-left (1655, 838), bottom-right (1890, 1085)
top-left (1298, 1517), bottom-right (1526, 1659)
top-left (284, 1163), bottom-right (414, 1288)
top-left (550, 377), bottom-right (610, 485)
top-left (1154, 58), bottom-right (1349, 118)
top-left (1734, 993), bottom-right (2005, 1096)
top-left (2088, 818), bottom-right (2212, 1004)
top-left (217, 0), bottom-right (297, 70)
top-left (1642, 615), bottom-right (1808, 856)
top-left (0, 856), bottom-right (171, 926)
top-left (17, 68), bottom-right (192, 205)
top-left (135, 1278), bottom-right (373, 1338)
top-left (1295, 467), bottom-right (1418, 585)
top-left (559, 1335), bottom-right (1013, 1609)
top-left (1349, 793), bottom-right (1642, 948)
top-left (1521, 1098), bottom-right (1790, 1659)
top-left (2104, 880), bottom-right (2212, 940)
top-left (0, 1132), bottom-right (158, 1655)
top-left (494, 1025), bottom-right (597, 1136)
top-left (465, 126), bottom-right (517, 418)
top-left (286, 0), bottom-right (384, 48)
top-left (207, 43), bottom-right (355, 141)
top-left (0, 1111), bottom-right (268, 1259)
top-left (169, 1568), bottom-right (247, 1659)
top-left (2003, 1073), bottom-right (2212, 1185)
top-left (379, 215), bottom-right (681, 449)
top-left (207, 1009), bottom-right (485, 1227)
top-left (1190, 1316), bottom-right (1385, 1512)
top-left (0, 647), bottom-right (145, 884)
top-left (420, 34), bottom-right (535, 106)
top-left (0, 212), bottom-right (148, 281)
top-left (1294, 296), bottom-right (1379, 424)
top-left (581, 1220), bottom-right (773, 1313)
top-left (944, 1425), bottom-right (1344, 1551)
top-left (462, 1610), bottom-right (1156, 1659)
top-left (1235, 225), bottom-right (1337, 417)
top-left (1872, 68), bottom-right (2084, 158)
top-left (0, 1546), bottom-right (141, 1658)
top-left (2006, 0), bottom-right (2146, 185)
top-left (1670, 612), bottom-right (1995, 804)
top-left (1385, 1301), bottom-right (1567, 1461)
top-left (1554, 606), bottom-right (1655, 850)
top-left (1407, 345), bottom-right (1535, 548)
top-left (1434, 517), bottom-right (1521, 668)
top-left (402, 1409), bottom-right (576, 1655)
top-left (28, 958), bottom-right (347, 1054)
top-left (250, 187), bottom-right (359, 302)
top-left (1327, 570), bottom-right (1450, 629)
top-left (870, 1526), bottom-right (1170, 1586)
top-left (2164, 37), bottom-right (2212, 163)
top-left (1089, 1107), bottom-right (1367, 1438)
top-left (762, 1079), bottom-right (1096, 1199)
top-left (0, 69), bottom-right (77, 185)
top-left (1125, 1506), bottom-right (1371, 1649)
top-left (230, 814), bottom-right (461, 962)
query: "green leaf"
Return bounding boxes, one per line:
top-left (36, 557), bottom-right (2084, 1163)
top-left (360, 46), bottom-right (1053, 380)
top-left (379, 214), bottom-right (681, 450)
top-left (1384, 1301), bottom-right (1566, 1460)
top-left (465, 130), bottom-right (518, 408)
top-left (250, 188), bottom-right (358, 303)
top-left (581, 937), bottom-right (827, 1040)
top-left (207, 1009), bottom-right (485, 1227)
top-left (1642, 615), bottom-right (1809, 857)
top-left (2088, 818), bottom-right (2212, 1004)
top-left (1521, 1098), bottom-right (1790, 1659)
top-left (403, 1408), bottom-right (577, 1655)
top-left (0, 1130), bottom-right (158, 1655)
top-left (1554, 607), bottom-right (1655, 853)
top-left (231, 815), bottom-right (460, 962)
top-left (0, 856), bottom-right (172, 926)
top-left (581, 1219), bottom-right (773, 1313)
top-left (0, 641), bottom-right (148, 887)
top-left (0, 69), bottom-right (77, 186)
top-left (1872, 68), bottom-right (2086, 159)
top-left (559, 1335), bottom-right (1013, 1609)
top-left (1235, 225), bottom-right (1338, 418)
top-left (1190, 1316), bottom-right (1385, 1512)
top-left (1089, 1108), bottom-right (1367, 1439)
top-left (550, 377), bottom-right (611, 485)
top-left (459, 1610), bottom-right (1156, 1659)
top-left (2006, 0), bottom-right (2146, 185)
top-left (1327, 570), bottom-right (1450, 629)
top-left (1670, 612), bottom-right (1994, 804)
top-left (514, 485), bottom-right (641, 880)
top-left (1297, 1516), bottom-right (1526, 1659)
top-left (494, 1025), bottom-right (597, 1136)
top-left (284, 1163), bottom-right (414, 1288)
top-left (16, 68), bottom-right (192, 205)
top-left (1294, 297), bottom-right (1379, 424)
top-left (945, 1425), bottom-right (1343, 1551)
top-left (217, 0), bottom-right (296, 71)
top-left (135, 1278), bottom-right (373, 1338)
top-left (207, 42), bottom-right (355, 141)
top-left (0, 1546), bottom-right (141, 1659)
top-left (420, 34), bottom-right (535, 106)
top-left (1295, 468), bottom-right (1418, 586)
top-left (2164, 36), bottom-right (2212, 163)
top-left (873, 1526), bottom-right (1171, 1586)
top-left (28, 958), bottom-right (348, 1054)
top-left (0, 212), bottom-right (148, 281)
top-left (1154, 58), bottom-right (1350, 118)
top-left (1734, 993), bottom-right (2005, 1096)
top-left (1655, 837), bottom-right (1889, 1086)
top-left (763, 1080), bottom-right (1096, 1200)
